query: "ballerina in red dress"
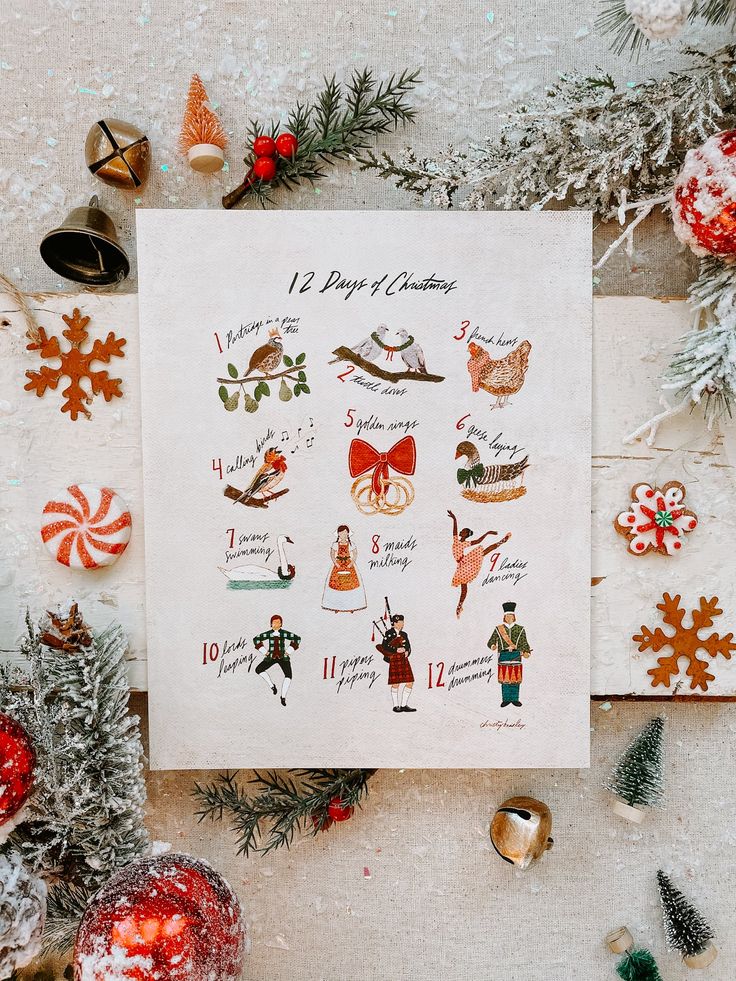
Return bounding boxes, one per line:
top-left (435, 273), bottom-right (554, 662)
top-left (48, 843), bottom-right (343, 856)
top-left (447, 510), bottom-right (511, 618)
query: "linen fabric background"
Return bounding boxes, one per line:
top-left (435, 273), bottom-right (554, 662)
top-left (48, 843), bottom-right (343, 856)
top-left (0, 1), bottom-right (734, 978)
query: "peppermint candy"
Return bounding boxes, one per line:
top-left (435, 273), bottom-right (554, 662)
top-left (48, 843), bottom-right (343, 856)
top-left (41, 484), bottom-right (132, 569)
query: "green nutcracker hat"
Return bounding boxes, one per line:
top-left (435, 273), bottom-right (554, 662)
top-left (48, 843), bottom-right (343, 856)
top-left (502, 602), bottom-right (516, 613)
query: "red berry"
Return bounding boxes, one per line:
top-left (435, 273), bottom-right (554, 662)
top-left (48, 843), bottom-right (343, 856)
top-left (252, 156), bottom-right (277, 182)
top-left (311, 812), bottom-right (334, 832)
top-left (275, 132), bottom-right (299, 158)
top-left (252, 135), bottom-right (277, 157)
top-left (327, 796), bottom-right (354, 823)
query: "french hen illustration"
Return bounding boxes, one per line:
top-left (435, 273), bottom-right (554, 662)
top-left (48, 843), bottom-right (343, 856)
top-left (466, 339), bottom-right (531, 409)
top-left (244, 328), bottom-right (283, 376)
top-left (455, 441), bottom-right (529, 503)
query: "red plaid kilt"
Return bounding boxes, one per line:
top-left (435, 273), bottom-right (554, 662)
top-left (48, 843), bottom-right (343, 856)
top-left (387, 652), bottom-right (414, 685)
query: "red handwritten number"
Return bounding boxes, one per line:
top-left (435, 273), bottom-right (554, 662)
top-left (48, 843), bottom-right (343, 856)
top-left (212, 458), bottom-right (223, 480)
top-left (226, 528), bottom-right (235, 548)
top-left (337, 365), bottom-right (355, 383)
top-left (487, 551), bottom-right (500, 573)
top-left (428, 662), bottom-right (446, 689)
top-left (202, 642), bottom-right (220, 665)
top-left (214, 331), bottom-right (223, 354)
top-left (344, 407), bottom-right (356, 428)
top-left (456, 413), bottom-right (470, 431)
top-left (453, 320), bottom-right (470, 341)
top-left (323, 656), bottom-right (336, 680)
top-left (371, 535), bottom-right (381, 554)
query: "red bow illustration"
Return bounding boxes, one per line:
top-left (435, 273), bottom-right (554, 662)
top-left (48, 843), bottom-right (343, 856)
top-left (349, 436), bottom-right (416, 496)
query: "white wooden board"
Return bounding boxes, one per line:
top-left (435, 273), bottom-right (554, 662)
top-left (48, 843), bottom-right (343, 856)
top-left (1, 292), bottom-right (734, 697)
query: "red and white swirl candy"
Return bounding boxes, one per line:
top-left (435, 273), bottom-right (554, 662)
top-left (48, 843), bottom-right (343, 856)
top-left (41, 484), bottom-right (132, 569)
top-left (614, 481), bottom-right (698, 557)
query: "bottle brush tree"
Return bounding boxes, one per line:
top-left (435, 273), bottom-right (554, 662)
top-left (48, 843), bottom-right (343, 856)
top-left (605, 716), bottom-right (665, 823)
top-left (657, 870), bottom-right (717, 968)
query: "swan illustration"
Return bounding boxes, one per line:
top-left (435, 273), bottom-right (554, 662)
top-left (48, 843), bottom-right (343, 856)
top-left (219, 535), bottom-right (296, 589)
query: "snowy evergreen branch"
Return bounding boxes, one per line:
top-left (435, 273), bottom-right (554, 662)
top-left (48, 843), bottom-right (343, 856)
top-left (626, 257), bottom-right (736, 442)
top-left (0, 605), bottom-right (148, 949)
top-left (361, 46), bottom-right (736, 218)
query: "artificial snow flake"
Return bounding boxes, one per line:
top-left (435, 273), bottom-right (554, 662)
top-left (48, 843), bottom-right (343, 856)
top-left (633, 593), bottom-right (736, 691)
top-left (625, 0), bottom-right (693, 40)
top-left (24, 307), bottom-right (126, 421)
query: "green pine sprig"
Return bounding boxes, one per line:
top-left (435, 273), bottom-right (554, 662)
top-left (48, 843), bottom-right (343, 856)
top-left (193, 769), bottom-right (376, 856)
top-left (43, 881), bottom-right (93, 955)
top-left (223, 68), bottom-right (421, 208)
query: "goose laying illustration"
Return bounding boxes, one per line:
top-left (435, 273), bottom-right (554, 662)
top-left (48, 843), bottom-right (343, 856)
top-left (219, 535), bottom-right (295, 589)
top-left (455, 441), bottom-right (529, 503)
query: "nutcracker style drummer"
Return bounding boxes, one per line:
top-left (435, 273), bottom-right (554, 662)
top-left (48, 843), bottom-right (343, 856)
top-left (253, 614), bottom-right (301, 707)
top-left (487, 602), bottom-right (532, 708)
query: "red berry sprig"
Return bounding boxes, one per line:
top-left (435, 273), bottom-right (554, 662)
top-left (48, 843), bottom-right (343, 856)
top-left (222, 130), bottom-right (299, 207)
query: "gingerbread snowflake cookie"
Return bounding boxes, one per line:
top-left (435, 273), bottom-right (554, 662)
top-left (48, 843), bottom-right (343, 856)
top-left (614, 481), bottom-right (698, 556)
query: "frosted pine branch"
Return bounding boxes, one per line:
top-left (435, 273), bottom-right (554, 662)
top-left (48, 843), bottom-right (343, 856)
top-left (626, 258), bottom-right (736, 442)
top-left (361, 46), bottom-right (736, 220)
top-left (0, 607), bottom-right (148, 892)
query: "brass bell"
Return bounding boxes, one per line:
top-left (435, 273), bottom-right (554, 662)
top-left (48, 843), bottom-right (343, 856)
top-left (39, 196), bottom-right (130, 286)
top-left (489, 796), bottom-right (553, 870)
top-left (85, 118), bottom-right (150, 189)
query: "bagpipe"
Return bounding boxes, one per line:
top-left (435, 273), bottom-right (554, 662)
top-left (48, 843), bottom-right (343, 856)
top-left (372, 596), bottom-right (404, 663)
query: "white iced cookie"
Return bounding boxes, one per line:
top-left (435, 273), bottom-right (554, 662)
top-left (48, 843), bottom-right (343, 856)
top-left (614, 481), bottom-right (697, 556)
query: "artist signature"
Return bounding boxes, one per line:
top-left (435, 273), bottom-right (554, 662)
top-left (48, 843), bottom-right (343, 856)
top-left (480, 718), bottom-right (526, 731)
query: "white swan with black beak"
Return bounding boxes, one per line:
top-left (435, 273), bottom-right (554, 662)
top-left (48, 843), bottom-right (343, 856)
top-left (219, 535), bottom-right (295, 588)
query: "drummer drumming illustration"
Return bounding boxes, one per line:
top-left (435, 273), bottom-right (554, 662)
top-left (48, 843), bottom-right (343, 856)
top-left (487, 602), bottom-right (533, 708)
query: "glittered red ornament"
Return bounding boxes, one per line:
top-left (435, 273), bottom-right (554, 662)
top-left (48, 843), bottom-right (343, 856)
top-left (327, 796), bottom-right (354, 823)
top-left (0, 712), bottom-right (36, 833)
top-left (275, 132), bottom-right (298, 159)
top-left (74, 853), bottom-right (245, 981)
top-left (252, 135), bottom-right (277, 158)
top-left (672, 130), bottom-right (736, 257)
top-left (252, 156), bottom-right (277, 182)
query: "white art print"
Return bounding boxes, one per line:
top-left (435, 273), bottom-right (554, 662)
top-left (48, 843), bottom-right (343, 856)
top-left (136, 210), bottom-right (591, 769)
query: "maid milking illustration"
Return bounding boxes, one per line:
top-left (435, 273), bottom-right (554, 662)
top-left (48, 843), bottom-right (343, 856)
top-left (321, 524), bottom-right (367, 613)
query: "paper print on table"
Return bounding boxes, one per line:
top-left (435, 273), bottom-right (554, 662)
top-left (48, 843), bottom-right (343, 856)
top-left (136, 209), bottom-right (592, 768)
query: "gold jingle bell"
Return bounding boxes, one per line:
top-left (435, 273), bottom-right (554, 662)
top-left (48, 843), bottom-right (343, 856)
top-left (85, 118), bottom-right (150, 189)
top-left (40, 195), bottom-right (130, 286)
top-left (489, 796), bottom-right (553, 870)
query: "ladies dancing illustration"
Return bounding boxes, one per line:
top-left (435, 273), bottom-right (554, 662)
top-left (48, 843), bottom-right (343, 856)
top-left (448, 510), bottom-right (511, 618)
top-left (321, 524), bottom-right (367, 613)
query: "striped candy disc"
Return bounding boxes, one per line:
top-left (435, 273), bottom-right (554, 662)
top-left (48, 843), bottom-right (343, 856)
top-left (41, 484), bottom-right (132, 569)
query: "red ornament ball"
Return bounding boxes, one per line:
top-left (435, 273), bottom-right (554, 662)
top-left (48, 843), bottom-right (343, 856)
top-left (252, 135), bottom-right (277, 158)
top-left (327, 796), bottom-right (354, 823)
top-left (252, 156), bottom-right (277, 182)
top-left (0, 712), bottom-right (36, 832)
top-left (74, 853), bottom-right (245, 981)
top-left (672, 130), bottom-right (736, 257)
top-left (275, 132), bottom-right (299, 159)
